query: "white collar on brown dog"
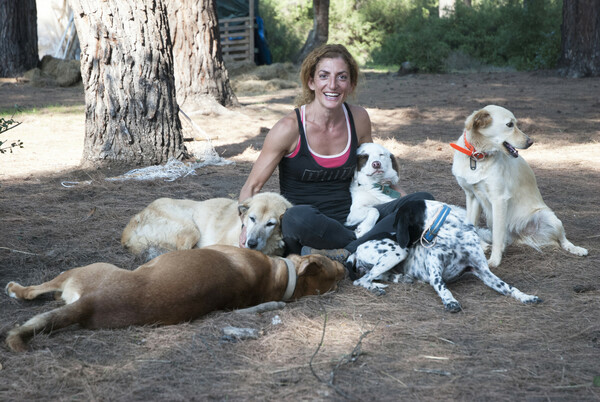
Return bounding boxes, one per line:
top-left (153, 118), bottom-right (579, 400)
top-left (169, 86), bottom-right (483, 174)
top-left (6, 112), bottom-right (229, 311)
top-left (281, 257), bottom-right (297, 301)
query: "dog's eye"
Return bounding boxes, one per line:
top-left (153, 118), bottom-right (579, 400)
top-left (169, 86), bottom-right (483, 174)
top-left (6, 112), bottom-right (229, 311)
top-left (266, 221), bottom-right (276, 227)
top-left (506, 122), bottom-right (514, 128)
top-left (249, 216), bottom-right (256, 223)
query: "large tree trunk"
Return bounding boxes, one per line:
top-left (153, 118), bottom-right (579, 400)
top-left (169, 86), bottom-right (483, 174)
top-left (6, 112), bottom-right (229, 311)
top-left (559, 0), bottom-right (600, 78)
top-left (295, 0), bottom-right (329, 64)
top-left (166, 0), bottom-right (238, 110)
top-left (69, 0), bottom-right (187, 167)
top-left (0, 0), bottom-right (38, 78)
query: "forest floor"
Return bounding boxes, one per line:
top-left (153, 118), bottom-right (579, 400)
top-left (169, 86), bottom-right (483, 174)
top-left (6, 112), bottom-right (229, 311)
top-left (1, 67), bottom-right (599, 401)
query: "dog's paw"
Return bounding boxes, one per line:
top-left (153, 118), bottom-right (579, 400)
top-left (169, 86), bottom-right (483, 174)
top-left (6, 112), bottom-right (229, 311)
top-left (487, 255), bottom-right (501, 268)
top-left (567, 245), bottom-right (588, 257)
top-left (444, 301), bottom-right (462, 313)
top-left (371, 287), bottom-right (386, 296)
top-left (5, 330), bottom-right (28, 353)
top-left (354, 227), bottom-right (366, 238)
top-left (5, 282), bottom-right (18, 298)
top-left (355, 222), bottom-right (376, 238)
top-left (353, 279), bottom-right (388, 292)
top-left (523, 296), bottom-right (543, 305)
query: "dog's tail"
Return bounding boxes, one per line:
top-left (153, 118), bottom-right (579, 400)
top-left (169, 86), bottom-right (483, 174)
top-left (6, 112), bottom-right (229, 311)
top-left (6, 301), bottom-right (90, 352)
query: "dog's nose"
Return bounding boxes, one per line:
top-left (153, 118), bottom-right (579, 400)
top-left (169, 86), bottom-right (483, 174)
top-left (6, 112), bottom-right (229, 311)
top-left (247, 239), bottom-right (258, 249)
top-left (526, 138), bottom-right (534, 148)
top-left (372, 161), bottom-right (381, 169)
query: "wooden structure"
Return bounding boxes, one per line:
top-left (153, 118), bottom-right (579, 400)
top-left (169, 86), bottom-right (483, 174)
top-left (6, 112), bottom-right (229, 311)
top-left (218, 0), bottom-right (255, 64)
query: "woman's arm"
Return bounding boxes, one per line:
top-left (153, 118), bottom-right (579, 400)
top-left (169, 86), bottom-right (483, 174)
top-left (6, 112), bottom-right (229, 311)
top-left (239, 112), bottom-right (299, 202)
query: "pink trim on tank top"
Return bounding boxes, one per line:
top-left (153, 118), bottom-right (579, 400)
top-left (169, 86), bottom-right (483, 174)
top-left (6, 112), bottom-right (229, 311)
top-left (284, 104), bottom-right (351, 168)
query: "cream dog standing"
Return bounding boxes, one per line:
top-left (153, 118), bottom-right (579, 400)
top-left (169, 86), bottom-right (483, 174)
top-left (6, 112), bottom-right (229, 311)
top-left (5, 245), bottom-right (345, 352)
top-left (452, 105), bottom-right (587, 267)
top-left (121, 192), bottom-right (292, 259)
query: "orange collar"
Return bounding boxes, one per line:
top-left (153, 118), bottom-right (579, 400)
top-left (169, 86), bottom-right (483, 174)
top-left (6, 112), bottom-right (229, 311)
top-left (450, 132), bottom-right (488, 170)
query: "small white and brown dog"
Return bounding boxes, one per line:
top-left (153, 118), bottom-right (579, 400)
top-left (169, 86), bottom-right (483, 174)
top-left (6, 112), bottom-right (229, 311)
top-left (451, 105), bottom-right (587, 267)
top-left (346, 143), bottom-right (401, 237)
top-left (346, 199), bottom-right (542, 312)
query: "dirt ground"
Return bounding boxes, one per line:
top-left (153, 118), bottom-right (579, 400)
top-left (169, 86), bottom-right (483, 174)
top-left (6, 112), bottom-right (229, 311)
top-left (1, 68), bottom-right (599, 401)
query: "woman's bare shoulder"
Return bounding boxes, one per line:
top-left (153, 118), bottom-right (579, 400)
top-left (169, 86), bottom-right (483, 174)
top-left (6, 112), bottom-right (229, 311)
top-left (346, 104), bottom-right (372, 143)
top-left (347, 104), bottom-right (369, 118)
top-left (264, 110), bottom-right (300, 152)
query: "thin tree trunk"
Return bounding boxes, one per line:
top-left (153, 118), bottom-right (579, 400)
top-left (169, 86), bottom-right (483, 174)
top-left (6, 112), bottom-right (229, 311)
top-left (69, 0), bottom-right (187, 167)
top-left (166, 0), bottom-right (238, 110)
top-left (559, 0), bottom-right (600, 77)
top-left (0, 0), bottom-right (38, 78)
top-left (295, 0), bottom-right (329, 64)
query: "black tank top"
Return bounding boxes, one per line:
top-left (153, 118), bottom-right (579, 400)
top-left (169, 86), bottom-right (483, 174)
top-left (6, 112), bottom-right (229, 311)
top-left (278, 103), bottom-right (358, 224)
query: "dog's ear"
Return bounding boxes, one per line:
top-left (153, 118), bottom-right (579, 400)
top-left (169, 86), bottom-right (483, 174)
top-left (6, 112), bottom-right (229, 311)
top-left (297, 259), bottom-right (321, 277)
top-left (238, 202), bottom-right (250, 218)
top-left (393, 200), bottom-right (426, 248)
top-left (357, 154), bottom-right (368, 171)
top-left (466, 109), bottom-right (492, 132)
top-left (390, 154), bottom-right (400, 178)
top-left (275, 212), bottom-right (286, 230)
top-left (393, 210), bottom-right (412, 249)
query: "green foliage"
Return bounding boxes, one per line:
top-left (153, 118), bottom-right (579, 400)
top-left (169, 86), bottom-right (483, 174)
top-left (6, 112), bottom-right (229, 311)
top-left (259, 0), bottom-right (313, 62)
top-left (0, 116), bottom-right (23, 154)
top-left (259, 0), bottom-right (563, 72)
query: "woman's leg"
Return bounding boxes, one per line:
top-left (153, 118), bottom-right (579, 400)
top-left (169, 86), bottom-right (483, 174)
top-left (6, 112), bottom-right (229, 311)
top-left (345, 192), bottom-right (435, 252)
top-left (282, 205), bottom-right (356, 255)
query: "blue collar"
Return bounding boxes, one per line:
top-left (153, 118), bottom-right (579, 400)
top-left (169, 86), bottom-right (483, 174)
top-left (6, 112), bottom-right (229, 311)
top-left (422, 205), bottom-right (451, 245)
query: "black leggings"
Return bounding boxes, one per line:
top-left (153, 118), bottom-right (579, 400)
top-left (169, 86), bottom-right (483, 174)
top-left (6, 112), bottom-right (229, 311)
top-left (281, 191), bottom-right (435, 255)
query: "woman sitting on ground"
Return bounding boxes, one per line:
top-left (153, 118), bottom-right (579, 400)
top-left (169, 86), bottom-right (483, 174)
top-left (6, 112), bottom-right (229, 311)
top-left (239, 43), bottom-right (433, 260)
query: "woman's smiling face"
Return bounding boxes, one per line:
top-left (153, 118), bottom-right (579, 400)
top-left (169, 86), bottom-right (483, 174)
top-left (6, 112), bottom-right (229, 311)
top-left (308, 57), bottom-right (354, 108)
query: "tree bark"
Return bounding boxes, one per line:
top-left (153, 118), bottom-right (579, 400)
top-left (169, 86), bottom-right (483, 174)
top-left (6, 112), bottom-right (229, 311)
top-left (166, 0), bottom-right (238, 110)
top-left (559, 0), bottom-right (600, 78)
top-left (0, 0), bottom-right (38, 78)
top-left (69, 0), bottom-right (187, 167)
top-left (295, 0), bottom-right (329, 64)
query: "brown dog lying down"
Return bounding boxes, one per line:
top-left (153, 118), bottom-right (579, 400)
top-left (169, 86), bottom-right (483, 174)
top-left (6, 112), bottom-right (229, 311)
top-left (5, 245), bottom-right (345, 352)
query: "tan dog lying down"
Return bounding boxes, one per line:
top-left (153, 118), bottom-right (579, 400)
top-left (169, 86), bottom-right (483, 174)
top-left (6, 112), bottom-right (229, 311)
top-left (121, 192), bottom-right (292, 259)
top-left (5, 245), bottom-right (345, 352)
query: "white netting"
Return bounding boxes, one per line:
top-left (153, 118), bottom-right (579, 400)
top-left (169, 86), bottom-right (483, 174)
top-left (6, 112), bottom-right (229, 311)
top-left (104, 157), bottom-right (232, 182)
top-left (104, 108), bottom-right (233, 182)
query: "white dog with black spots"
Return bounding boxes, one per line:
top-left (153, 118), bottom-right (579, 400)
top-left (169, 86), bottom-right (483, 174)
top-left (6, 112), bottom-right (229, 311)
top-left (346, 199), bottom-right (542, 312)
